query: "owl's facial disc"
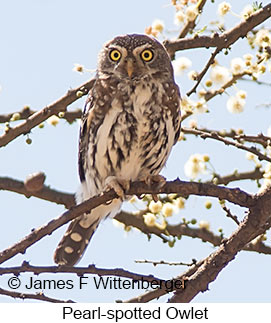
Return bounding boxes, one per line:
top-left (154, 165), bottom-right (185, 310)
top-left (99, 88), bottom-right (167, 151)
top-left (106, 44), bottom-right (157, 79)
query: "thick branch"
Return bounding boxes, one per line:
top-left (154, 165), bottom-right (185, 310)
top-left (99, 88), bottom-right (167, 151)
top-left (168, 190), bottom-right (271, 302)
top-left (0, 78), bottom-right (95, 147)
top-left (125, 188), bottom-right (271, 303)
top-left (0, 176), bottom-right (75, 209)
top-left (164, 4), bottom-right (271, 54)
top-left (3, 175), bottom-right (267, 253)
top-left (0, 180), bottom-right (254, 265)
top-left (124, 260), bottom-right (204, 303)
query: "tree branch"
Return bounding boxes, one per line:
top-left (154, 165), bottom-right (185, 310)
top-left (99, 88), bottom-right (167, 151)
top-left (206, 167), bottom-right (263, 186)
top-left (0, 176), bottom-right (75, 209)
top-left (177, 0), bottom-right (208, 39)
top-left (182, 127), bottom-right (271, 162)
top-left (0, 78), bottom-right (95, 147)
top-left (183, 127), bottom-right (270, 149)
top-left (0, 107), bottom-right (82, 125)
top-left (124, 260), bottom-right (204, 303)
top-left (2, 174), bottom-right (267, 253)
top-left (0, 287), bottom-right (74, 303)
top-left (164, 4), bottom-right (271, 55)
top-left (168, 189), bottom-right (271, 302)
top-left (187, 47), bottom-right (220, 96)
top-left (0, 261), bottom-right (163, 283)
top-left (125, 187), bottom-right (271, 303)
top-left (0, 180), bottom-right (254, 265)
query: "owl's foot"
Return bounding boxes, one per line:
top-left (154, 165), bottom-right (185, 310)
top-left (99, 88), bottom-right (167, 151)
top-left (139, 174), bottom-right (166, 202)
top-left (104, 176), bottom-right (130, 200)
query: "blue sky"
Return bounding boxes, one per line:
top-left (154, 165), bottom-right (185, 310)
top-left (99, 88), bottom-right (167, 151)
top-left (0, 0), bottom-right (271, 302)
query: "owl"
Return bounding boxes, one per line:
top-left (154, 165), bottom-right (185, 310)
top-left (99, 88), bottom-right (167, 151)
top-left (54, 34), bottom-right (181, 266)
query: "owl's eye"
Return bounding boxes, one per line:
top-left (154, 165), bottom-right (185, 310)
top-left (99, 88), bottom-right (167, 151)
top-left (110, 49), bottom-right (121, 61)
top-left (141, 49), bottom-right (153, 62)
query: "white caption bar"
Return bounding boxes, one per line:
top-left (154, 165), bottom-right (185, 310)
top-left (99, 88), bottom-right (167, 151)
top-left (0, 303), bottom-right (269, 322)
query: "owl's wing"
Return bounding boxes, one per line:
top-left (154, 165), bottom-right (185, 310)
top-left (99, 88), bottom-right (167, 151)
top-left (78, 89), bottom-right (95, 183)
top-left (163, 81), bottom-right (181, 145)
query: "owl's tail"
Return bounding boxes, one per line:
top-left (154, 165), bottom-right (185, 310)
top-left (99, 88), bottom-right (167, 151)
top-left (54, 187), bottom-right (121, 266)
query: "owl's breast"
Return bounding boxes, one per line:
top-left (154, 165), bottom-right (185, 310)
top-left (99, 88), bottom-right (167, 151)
top-left (86, 79), bottom-right (178, 190)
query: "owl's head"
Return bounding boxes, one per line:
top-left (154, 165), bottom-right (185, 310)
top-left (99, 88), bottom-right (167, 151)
top-left (97, 34), bottom-right (174, 80)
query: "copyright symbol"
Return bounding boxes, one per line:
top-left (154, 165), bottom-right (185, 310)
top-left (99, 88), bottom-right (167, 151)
top-left (8, 276), bottom-right (21, 289)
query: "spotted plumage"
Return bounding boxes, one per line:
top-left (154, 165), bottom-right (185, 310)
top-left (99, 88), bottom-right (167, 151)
top-left (54, 34), bottom-right (181, 266)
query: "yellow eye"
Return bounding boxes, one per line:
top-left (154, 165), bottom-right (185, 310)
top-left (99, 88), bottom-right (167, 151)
top-left (141, 49), bottom-right (153, 62)
top-left (110, 49), bottom-right (121, 61)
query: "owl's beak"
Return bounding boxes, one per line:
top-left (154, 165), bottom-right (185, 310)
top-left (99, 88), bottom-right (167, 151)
top-left (126, 59), bottom-right (134, 78)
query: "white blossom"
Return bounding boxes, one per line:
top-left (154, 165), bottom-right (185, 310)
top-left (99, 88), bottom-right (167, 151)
top-left (72, 63), bottom-right (84, 73)
top-left (258, 163), bottom-right (271, 194)
top-left (210, 66), bottom-right (230, 84)
top-left (149, 200), bottom-right (163, 213)
top-left (185, 5), bottom-right (198, 22)
top-left (194, 99), bottom-right (208, 113)
top-left (180, 96), bottom-right (194, 113)
top-left (143, 213), bottom-right (156, 227)
top-left (188, 119), bottom-right (198, 129)
top-left (47, 115), bottom-right (59, 126)
top-left (230, 57), bottom-right (245, 75)
top-left (162, 203), bottom-right (174, 217)
top-left (174, 197), bottom-right (185, 209)
top-left (227, 96), bottom-right (245, 114)
top-left (246, 152), bottom-right (256, 161)
top-left (173, 57), bottom-right (192, 75)
top-left (243, 53), bottom-right (253, 61)
top-left (217, 2), bottom-right (231, 16)
top-left (188, 70), bottom-right (198, 81)
top-left (241, 4), bottom-right (254, 20)
top-left (174, 10), bottom-right (186, 25)
top-left (236, 90), bottom-right (247, 100)
top-left (255, 29), bottom-right (271, 47)
top-left (199, 220), bottom-right (210, 230)
top-left (184, 154), bottom-right (207, 179)
top-left (151, 19), bottom-right (165, 33)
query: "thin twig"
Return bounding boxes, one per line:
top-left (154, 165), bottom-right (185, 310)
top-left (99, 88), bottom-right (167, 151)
top-left (182, 127), bottom-right (271, 163)
top-left (135, 259), bottom-right (196, 266)
top-left (178, 0), bottom-right (208, 39)
top-left (0, 261), bottom-right (163, 283)
top-left (203, 71), bottom-right (252, 102)
top-left (220, 203), bottom-right (240, 225)
top-left (183, 127), bottom-right (270, 148)
top-left (206, 167), bottom-right (263, 186)
top-left (187, 47), bottom-right (220, 97)
top-left (0, 287), bottom-right (74, 303)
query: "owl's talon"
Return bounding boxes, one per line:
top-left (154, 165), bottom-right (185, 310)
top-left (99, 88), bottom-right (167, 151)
top-left (104, 176), bottom-right (130, 200)
top-left (139, 175), bottom-right (166, 201)
top-left (140, 174), bottom-right (166, 189)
